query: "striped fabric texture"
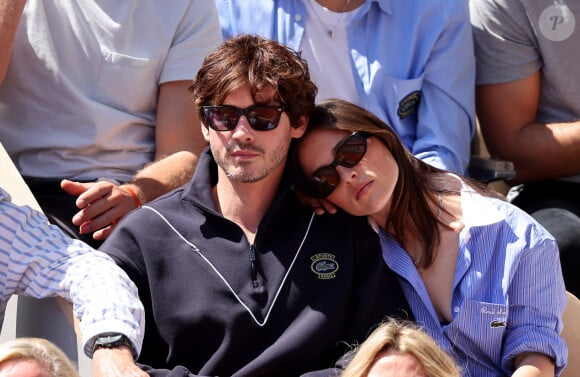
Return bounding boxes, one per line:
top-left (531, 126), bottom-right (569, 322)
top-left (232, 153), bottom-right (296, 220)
top-left (379, 187), bottom-right (567, 376)
top-left (0, 188), bottom-right (144, 356)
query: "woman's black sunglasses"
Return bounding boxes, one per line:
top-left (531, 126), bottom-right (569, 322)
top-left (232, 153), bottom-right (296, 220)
top-left (202, 105), bottom-right (286, 131)
top-left (308, 132), bottom-right (370, 198)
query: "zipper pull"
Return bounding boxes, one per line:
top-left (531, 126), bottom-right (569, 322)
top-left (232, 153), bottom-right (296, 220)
top-left (249, 244), bottom-right (258, 288)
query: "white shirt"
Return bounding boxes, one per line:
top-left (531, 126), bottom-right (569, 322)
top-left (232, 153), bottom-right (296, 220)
top-left (0, 0), bottom-right (222, 181)
top-left (300, 0), bottom-right (361, 103)
top-left (0, 188), bottom-right (145, 356)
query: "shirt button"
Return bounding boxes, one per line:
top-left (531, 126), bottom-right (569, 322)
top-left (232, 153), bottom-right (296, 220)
top-left (295, 14), bottom-right (302, 22)
top-left (453, 307), bottom-right (460, 313)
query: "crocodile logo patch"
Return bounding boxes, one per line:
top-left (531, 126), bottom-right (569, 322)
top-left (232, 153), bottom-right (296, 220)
top-left (310, 253), bottom-right (339, 280)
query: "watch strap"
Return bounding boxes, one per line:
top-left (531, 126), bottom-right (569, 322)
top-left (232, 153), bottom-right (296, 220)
top-left (92, 333), bottom-right (135, 357)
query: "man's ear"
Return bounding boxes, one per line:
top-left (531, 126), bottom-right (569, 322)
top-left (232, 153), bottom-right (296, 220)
top-left (201, 124), bottom-right (210, 142)
top-left (291, 115), bottom-right (308, 139)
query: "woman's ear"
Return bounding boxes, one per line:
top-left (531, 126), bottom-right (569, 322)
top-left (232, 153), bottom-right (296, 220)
top-left (291, 115), bottom-right (308, 139)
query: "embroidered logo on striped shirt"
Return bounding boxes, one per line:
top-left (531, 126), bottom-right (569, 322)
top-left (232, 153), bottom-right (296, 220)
top-left (490, 320), bottom-right (506, 328)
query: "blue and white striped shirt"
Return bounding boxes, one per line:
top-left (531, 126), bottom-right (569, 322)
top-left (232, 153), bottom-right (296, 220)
top-left (379, 187), bottom-right (568, 376)
top-left (0, 188), bottom-right (144, 356)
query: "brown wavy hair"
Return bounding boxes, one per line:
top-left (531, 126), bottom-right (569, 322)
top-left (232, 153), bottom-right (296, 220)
top-left (190, 34), bottom-right (317, 127)
top-left (296, 99), bottom-right (502, 268)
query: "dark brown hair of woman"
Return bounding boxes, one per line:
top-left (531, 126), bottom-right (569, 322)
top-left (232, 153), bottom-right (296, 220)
top-left (296, 99), bottom-right (504, 269)
top-left (190, 34), bottom-right (317, 127)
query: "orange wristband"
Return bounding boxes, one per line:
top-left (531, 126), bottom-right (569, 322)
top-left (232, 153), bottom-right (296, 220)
top-left (123, 185), bottom-right (142, 208)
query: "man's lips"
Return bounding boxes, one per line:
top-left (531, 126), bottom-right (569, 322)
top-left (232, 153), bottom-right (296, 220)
top-left (230, 150), bottom-right (259, 159)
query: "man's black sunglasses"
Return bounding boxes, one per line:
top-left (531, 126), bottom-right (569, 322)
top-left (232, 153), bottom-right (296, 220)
top-left (308, 132), bottom-right (370, 198)
top-left (202, 105), bottom-right (286, 131)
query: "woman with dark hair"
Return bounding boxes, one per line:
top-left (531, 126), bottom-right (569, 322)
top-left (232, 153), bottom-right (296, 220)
top-left (296, 99), bottom-right (568, 377)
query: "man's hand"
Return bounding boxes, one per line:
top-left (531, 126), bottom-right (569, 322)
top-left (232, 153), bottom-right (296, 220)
top-left (92, 346), bottom-right (148, 377)
top-left (61, 179), bottom-right (142, 241)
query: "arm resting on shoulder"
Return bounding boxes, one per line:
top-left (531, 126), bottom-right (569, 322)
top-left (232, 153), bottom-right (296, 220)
top-left (61, 80), bottom-right (206, 240)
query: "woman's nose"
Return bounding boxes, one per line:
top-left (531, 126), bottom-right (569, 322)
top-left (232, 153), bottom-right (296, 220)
top-left (336, 164), bottom-right (357, 184)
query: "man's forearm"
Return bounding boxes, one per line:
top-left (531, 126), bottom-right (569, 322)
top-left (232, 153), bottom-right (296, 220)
top-left (500, 120), bottom-right (580, 183)
top-left (129, 151), bottom-right (198, 203)
top-left (0, 0), bottom-right (26, 85)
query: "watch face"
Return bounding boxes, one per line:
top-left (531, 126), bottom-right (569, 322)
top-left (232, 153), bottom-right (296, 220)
top-left (99, 334), bottom-right (123, 343)
top-left (94, 333), bottom-right (130, 349)
top-left (92, 333), bottom-right (135, 358)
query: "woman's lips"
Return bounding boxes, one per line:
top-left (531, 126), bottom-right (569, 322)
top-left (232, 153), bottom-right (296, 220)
top-left (355, 180), bottom-right (373, 200)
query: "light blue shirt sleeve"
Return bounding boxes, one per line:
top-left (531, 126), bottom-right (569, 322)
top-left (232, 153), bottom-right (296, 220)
top-left (0, 188), bottom-right (145, 357)
top-left (499, 236), bottom-right (567, 374)
top-left (215, 0), bottom-right (476, 174)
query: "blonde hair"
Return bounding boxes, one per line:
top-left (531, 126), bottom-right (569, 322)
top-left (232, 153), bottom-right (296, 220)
top-left (341, 320), bottom-right (461, 377)
top-left (0, 338), bottom-right (79, 377)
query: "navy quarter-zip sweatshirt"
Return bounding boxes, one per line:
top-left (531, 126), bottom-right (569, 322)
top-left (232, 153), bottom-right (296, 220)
top-left (101, 148), bottom-right (411, 377)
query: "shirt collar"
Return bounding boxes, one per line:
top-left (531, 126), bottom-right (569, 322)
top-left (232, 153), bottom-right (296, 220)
top-left (367, 217), bottom-right (380, 233)
top-left (367, 0), bottom-right (392, 15)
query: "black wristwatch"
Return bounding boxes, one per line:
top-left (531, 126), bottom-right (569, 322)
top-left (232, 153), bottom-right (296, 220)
top-left (92, 332), bottom-right (134, 357)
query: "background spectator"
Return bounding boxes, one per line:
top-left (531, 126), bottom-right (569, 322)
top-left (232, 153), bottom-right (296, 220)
top-left (216, 0), bottom-right (476, 174)
top-left (0, 0), bottom-right (223, 247)
top-left (0, 337), bottom-right (79, 377)
top-left (470, 0), bottom-right (580, 296)
top-left (341, 319), bottom-right (461, 377)
top-left (0, 186), bottom-right (146, 377)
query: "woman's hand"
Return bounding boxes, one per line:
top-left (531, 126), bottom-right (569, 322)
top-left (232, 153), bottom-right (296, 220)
top-left (512, 352), bottom-right (555, 377)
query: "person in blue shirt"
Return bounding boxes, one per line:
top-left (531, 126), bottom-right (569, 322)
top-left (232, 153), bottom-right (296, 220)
top-left (216, 0), bottom-right (475, 174)
top-left (295, 99), bottom-right (568, 377)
